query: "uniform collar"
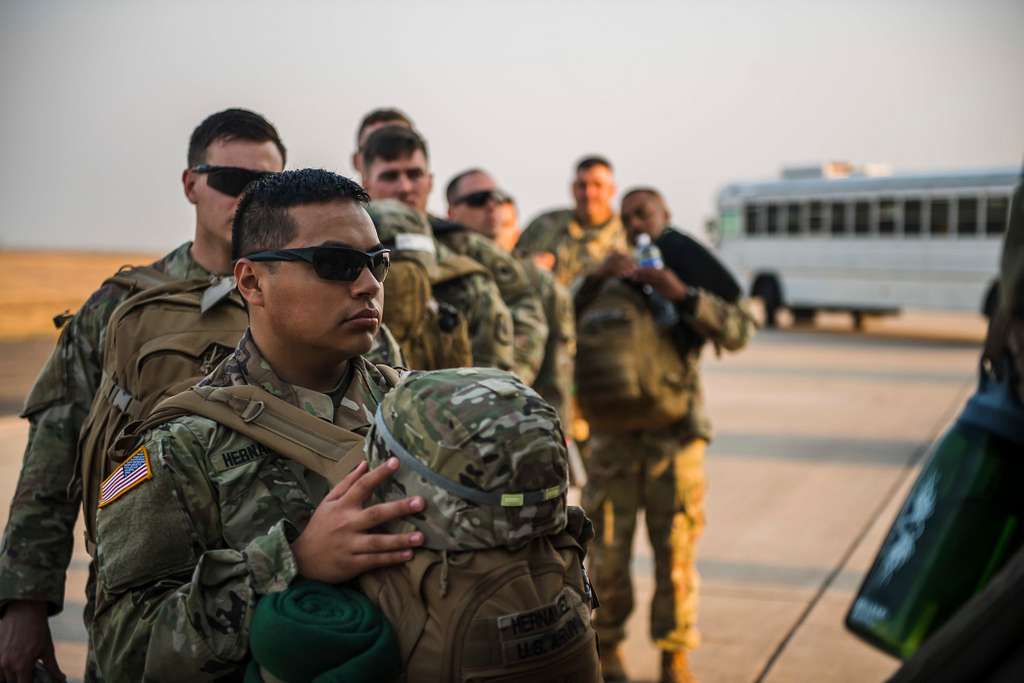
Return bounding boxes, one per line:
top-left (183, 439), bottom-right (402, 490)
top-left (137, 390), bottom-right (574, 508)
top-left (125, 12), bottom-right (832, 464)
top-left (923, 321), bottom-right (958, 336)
top-left (154, 241), bottom-right (215, 281)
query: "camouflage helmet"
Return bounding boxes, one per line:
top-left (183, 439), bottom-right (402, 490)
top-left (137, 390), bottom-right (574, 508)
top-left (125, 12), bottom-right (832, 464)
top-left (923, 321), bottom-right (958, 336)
top-left (365, 199), bottom-right (438, 277)
top-left (364, 367), bottom-right (569, 551)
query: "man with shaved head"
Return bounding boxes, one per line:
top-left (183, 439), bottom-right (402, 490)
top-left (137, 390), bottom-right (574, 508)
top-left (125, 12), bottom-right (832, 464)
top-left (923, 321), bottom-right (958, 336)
top-left (577, 187), bottom-right (755, 683)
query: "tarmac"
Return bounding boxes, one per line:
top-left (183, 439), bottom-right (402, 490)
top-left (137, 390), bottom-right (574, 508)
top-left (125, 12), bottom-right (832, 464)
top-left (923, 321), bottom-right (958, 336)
top-left (0, 310), bottom-right (987, 682)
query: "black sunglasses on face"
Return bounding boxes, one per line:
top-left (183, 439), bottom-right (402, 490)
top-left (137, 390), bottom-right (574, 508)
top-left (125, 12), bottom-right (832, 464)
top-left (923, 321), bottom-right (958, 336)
top-left (191, 164), bottom-right (275, 197)
top-left (453, 189), bottom-right (509, 208)
top-left (242, 246), bottom-right (391, 283)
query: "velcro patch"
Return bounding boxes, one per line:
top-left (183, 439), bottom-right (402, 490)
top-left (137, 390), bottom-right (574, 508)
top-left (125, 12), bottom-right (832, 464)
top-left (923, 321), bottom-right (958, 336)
top-left (395, 233), bottom-right (436, 254)
top-left (98, 446), bottom-right (153, 508)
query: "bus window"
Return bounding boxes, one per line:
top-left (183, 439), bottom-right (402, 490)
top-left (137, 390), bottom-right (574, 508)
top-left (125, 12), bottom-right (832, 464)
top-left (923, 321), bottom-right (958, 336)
top-left (744, 204), bottom-right (759, 235)
top-left (904, 199), bottom-right (922, 236)
top-left (854, 201), bottom-right (871, 236)
top-left (830, 202), bottom-right (847, 235)
top-left (767, 204), bottom-right (780, 234)
top-left (808, 201), bottom-right (824, 234)
top-left (786, 203), bottom-right (802, 235)
top-left (878, 198), bottom-right (896, 235)
top-left (957, 197), bottom-right (979, 235)
top-left (985, 196), bottom-right (1009, 235)
top-left (930, 198), bottom-right (950, 236)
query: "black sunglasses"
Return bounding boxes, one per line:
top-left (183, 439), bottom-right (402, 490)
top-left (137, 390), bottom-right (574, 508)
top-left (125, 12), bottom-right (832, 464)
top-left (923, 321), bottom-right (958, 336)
top-left (453, 189), bottom-right (509, 208)
top-left (191, 164), bottom-right (275, 197)
top-left (243, 246), bottom-right (391, 283)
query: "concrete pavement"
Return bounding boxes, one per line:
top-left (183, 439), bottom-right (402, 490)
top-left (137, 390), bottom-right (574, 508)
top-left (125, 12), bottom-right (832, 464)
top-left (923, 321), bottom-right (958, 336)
top-left (0, 311), bottom-right (987, 682)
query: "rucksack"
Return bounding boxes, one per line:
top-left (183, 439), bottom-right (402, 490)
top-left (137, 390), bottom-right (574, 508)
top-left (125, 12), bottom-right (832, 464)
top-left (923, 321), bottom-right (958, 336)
top-left (78, 268), bottom-right (247, 547)
top-left (357, 512), bottom-right (600, 683)
top-left (382, 256), bottom-right (473, 371)
top-left (575, 278), bottom-right (692, 432)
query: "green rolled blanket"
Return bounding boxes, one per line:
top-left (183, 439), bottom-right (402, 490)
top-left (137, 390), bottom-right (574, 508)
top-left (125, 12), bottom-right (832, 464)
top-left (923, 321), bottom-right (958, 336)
top-left (246, 579), bottom-right (401, 683)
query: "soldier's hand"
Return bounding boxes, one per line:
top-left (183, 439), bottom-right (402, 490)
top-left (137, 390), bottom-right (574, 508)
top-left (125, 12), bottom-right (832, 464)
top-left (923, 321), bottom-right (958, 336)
top-left (632, 266), bottom-right (688, 302)
top-left (290, 458), bottom-right (425, 584)
top-left (594, 251), bottom-right (635, 280)
top-left (0, 600), bottom-right (66, 683)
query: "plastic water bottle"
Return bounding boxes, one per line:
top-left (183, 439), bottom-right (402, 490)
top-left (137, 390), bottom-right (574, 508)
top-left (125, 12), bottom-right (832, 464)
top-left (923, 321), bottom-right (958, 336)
top-left (846, 360), bottom-right (1024, 659)
top-left (633, 234), bottom-right (680, 327)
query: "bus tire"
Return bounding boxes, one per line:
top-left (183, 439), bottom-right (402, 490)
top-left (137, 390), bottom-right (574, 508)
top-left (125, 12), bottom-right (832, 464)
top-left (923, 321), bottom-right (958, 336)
top-left (852, 311), bottom-right (865, 330)
top-left (752, 275), bottom-right (782, 328)
top-left (791, 307), bottom-right (817, 326)
top-left (983, 282), bottom-right (1000, 319)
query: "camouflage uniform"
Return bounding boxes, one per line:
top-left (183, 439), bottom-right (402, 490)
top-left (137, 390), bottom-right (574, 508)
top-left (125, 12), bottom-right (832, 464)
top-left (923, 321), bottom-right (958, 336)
top-left (0, 242), bottom-right (208, 678)
top-left (91, 330), bottom-right (392, 681)
top-left (365, 319), bottom-right (406, 368)
top-left (521, 260), bottom-right (575, 428)
top-left (516, 208), bottom-right (628, 288)
top-left (580, 287), bottom-right (754, 653)
top-left (431, 218), bottom-right (548, 384)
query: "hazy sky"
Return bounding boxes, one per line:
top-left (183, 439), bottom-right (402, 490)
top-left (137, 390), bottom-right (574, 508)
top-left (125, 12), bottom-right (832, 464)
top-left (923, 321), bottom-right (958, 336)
top-left (1, 0), bottom-right (1022, 252)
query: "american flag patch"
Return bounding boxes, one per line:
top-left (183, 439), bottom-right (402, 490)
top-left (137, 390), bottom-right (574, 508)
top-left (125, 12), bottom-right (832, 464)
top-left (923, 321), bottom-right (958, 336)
top-left (98, 447), bottom-right (153, 508)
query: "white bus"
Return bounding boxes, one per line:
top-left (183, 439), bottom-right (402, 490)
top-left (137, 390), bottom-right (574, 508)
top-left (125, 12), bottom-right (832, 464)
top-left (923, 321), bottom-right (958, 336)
top-left (715, 163), bottom-right (1018, 328)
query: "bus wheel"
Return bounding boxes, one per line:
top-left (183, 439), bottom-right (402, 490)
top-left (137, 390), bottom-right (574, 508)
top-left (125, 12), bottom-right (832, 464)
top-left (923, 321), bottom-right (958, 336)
top-left (752, 276), bottom-right (782, 329)
top-left (852, 311), bottom-right (865, 330)
top-left (791, 307), bottom-right (817, 326)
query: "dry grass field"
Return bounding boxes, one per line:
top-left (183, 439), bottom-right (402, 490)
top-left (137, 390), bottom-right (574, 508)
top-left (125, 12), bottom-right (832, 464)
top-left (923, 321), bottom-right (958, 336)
top-left (0, 250), bottom-right (159, 341)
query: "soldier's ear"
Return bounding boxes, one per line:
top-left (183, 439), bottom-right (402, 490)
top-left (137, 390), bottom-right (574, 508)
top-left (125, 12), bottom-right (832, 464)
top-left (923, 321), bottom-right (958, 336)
top-left (183, 169), bottom-right (199, 206)
top-left (234, 260), bottom-right (265, 308)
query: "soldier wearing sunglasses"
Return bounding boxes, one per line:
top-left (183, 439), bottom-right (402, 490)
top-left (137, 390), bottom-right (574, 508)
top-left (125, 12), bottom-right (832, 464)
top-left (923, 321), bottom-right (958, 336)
top-left (0, 108), bottom-right (289, 683)
top-left (447, 168), bottom-right (577, 431)
top-left (90, 169), bottom-right (426, 681)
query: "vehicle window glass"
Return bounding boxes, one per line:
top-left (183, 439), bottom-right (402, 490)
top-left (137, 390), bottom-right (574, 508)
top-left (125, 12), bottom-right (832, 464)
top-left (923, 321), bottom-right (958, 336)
top-left (854, 201), bottom-right (871, 236)
top-left (904, 199), bottom-right (922, 236)
top-left (930, 199), bottom-right (950, 236)
top-left (808, 201), bottom-right (824, 234)
top-left (878, 198), bottom-right (896, 235)
top-left (786, 203), bottom-right (802, 235)
top-left (767, 204), bottom-right (780, 234)
top-left (957, 197), bottom-right (978, 235)
top-left (745, 204), bottom-right (759, 235)
top-left (985, 196), bottom-right (1009, 235)
top-left (830, 202), bottom-right (847, 235)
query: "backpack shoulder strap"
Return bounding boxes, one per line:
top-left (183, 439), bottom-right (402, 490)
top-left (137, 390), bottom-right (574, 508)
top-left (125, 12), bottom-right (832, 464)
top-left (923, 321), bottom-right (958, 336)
top-left (146, 385), bottom-right (366, 485)
top-left (103, 264), bottom-right (177, 294)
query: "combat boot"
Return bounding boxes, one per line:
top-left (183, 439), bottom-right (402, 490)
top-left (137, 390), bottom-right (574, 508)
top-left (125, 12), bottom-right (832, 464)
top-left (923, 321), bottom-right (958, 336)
top-left (660, 650), bottom-right (697, 683)
top-left (599, 644), bottom-right (629, 682)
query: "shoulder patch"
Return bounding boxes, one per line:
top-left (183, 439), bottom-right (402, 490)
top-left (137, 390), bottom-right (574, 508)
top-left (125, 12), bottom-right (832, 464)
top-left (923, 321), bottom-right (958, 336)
top-left (98, 446), bottom-right (153, 508)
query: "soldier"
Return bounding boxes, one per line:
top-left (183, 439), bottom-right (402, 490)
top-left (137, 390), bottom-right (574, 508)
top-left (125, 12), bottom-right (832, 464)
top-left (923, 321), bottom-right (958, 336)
top-left (350, 107), bottom-right (413, 176)
top-left (516, 156), bottom-right (628, 289)
top-left (576, 188), bottom-right (754, 683)
top-left (0, 108), bottom-right (287, 683)
top-left (90, 169), bottom-right (425, 681)
top-left (360, 125), bottom-right (547, 382)
top-left (446, 167), bottom-right (576, 428)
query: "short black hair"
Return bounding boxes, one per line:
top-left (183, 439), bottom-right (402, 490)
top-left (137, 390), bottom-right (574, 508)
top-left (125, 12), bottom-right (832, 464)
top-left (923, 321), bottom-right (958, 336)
top-left (187, 108), bottom-right (287, 168)
top-left (356, 108), bottom-right (414, 146)
top-left (576, 155), bottom-right (613, 174)
top-left (361, 125), bottom-right (429, 172)
top-left (445, 168), bottom-right (486, 205)
top-left (622, 186), bottom-right (664, 205)
top-left (232, 169), bottom-right (370, 261)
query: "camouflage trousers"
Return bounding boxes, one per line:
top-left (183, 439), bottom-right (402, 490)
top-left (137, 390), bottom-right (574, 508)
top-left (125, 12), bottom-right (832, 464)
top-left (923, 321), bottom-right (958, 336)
top-left (583, 432), bottom-right (706, 652)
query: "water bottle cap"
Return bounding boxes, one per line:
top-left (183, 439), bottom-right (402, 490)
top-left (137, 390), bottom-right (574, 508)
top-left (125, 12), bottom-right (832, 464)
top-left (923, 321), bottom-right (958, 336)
top-left (635, 233), bottom-right (652, 247)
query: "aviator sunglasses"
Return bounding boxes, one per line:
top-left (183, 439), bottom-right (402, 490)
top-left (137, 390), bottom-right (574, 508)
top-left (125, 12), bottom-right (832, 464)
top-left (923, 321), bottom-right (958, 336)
top-left (242, 246), bottom-right (391, 283)
top-left (452, 189), bottom-right (511, 208)
top-left (191, 164), bottom-right (276, 197)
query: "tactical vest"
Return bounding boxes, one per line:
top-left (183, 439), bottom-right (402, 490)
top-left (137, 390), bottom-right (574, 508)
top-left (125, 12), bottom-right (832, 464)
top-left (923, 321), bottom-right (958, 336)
top-left (383, 256), bottom-right (473, 370)
top-left (78, 268), bottom-right (247, 546)
top-left (575, 278), bottom-right (692, 432)
top-left (133, 369), bottom-right (600, 683)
